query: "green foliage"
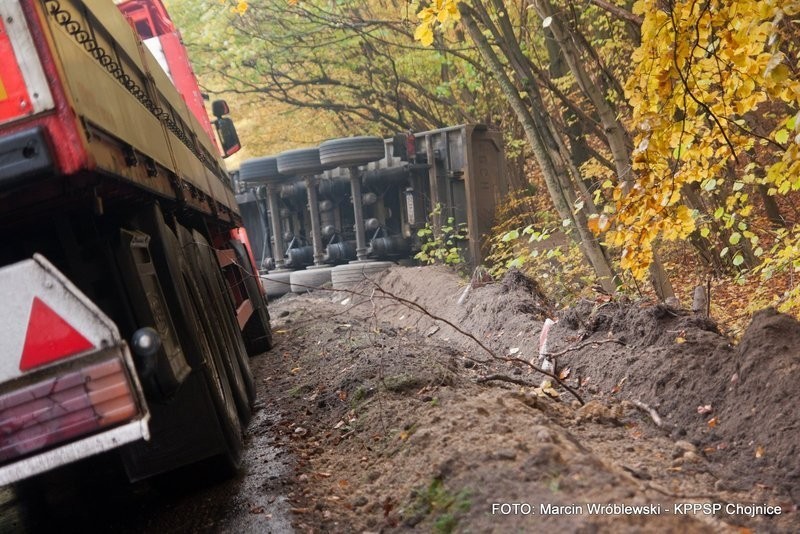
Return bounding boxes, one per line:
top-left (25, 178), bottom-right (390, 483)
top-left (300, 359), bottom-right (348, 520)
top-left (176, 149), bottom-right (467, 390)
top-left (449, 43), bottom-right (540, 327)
top-left (170, 0), bottom-right (505, 155)
top-left (407, 478), bottom-right (471, 533)
top-left (485, 189), bottom-right (594, 306)
top-left (415, 204), bottom-right (468, 268)
top-left (500, 225), bottom-right (595, 306)
top-left (170, 0), bottom-right (800, 320)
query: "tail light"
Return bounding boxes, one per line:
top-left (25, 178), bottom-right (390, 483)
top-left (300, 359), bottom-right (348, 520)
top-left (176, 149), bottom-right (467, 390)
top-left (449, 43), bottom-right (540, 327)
top-left (0, 356), bottom-right (140, 463)
top-left (0, 1), bottom-right (54, 126)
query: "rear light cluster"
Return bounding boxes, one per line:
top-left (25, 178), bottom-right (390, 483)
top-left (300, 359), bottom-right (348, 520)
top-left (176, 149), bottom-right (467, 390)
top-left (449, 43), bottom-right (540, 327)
top-left (0, 357), bottom-right (139, 463)
top-left (0, 1), bottom-right (54, 127)
top-left (0, 15), bottom-right (33, 125)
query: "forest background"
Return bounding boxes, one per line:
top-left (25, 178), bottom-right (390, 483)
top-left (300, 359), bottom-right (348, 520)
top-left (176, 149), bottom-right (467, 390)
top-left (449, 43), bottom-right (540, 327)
top-left (168, 0), bottom-right (800, 335)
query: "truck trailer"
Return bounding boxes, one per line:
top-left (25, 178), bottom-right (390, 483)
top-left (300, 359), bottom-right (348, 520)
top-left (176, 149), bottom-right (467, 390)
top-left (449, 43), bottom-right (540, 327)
top-left (235, 126), bottom-right (508, 296)
top-left (0, 0), bottom-right (271, 485)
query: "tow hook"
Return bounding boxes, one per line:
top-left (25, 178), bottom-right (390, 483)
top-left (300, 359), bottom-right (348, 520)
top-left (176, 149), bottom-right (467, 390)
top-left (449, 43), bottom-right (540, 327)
top-left (131, 327), bottom-right (161, 378)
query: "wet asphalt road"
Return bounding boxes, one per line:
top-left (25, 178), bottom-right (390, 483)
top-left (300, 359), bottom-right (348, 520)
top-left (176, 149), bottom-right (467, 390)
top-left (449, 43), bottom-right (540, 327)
top-left (0, 357), bottom-right (294, 534)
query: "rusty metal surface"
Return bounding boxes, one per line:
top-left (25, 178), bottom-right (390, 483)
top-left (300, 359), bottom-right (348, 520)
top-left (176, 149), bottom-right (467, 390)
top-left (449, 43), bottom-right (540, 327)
top-left (323, 124), bottom-right (508, 266)
top-left (34, 0), bottom-right (237, 217)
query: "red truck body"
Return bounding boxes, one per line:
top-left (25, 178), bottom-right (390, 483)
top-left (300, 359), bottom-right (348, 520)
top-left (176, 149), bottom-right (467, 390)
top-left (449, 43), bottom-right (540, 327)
top-left (0, 0), bottom-right (270, 486)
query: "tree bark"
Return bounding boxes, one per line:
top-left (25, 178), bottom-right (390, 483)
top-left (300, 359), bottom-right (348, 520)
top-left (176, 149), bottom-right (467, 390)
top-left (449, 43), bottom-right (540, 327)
top-left (531, 0), bottom-right (675, 300)
top-left (459, 4), bottom-right (617, 292)
top-left (475, 1), bottom-right (599, 216)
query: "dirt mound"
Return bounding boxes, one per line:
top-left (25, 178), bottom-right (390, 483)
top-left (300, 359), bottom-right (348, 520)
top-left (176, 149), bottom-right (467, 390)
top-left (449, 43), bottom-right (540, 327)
top-left (349, 266), bottom-right (800, 504)
top-left (266, 296), bottom-right (731, 533)
top-left (551, 300), bottom-right (800, 504)
top-left (725, 309), bottom-right (800, 499)
top-left (358, 266), bottom-right (552, 363)
top-left (261, 265), bottom-right (798, 532)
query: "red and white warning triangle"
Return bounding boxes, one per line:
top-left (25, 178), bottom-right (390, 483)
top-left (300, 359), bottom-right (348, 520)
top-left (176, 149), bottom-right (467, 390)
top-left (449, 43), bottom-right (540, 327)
top-left (0, 255), bottom-right (119, 382)
top-left (19, 297), bottom-right (96, 371)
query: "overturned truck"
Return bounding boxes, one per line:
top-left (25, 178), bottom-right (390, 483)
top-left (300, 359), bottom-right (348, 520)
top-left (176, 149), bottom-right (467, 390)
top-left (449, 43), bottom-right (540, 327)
top-left (235, 125), bottom-right (508, 296)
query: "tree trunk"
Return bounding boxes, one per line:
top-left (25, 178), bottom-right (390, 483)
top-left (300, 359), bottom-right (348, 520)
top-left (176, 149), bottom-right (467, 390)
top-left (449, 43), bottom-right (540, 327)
top-left (531, 0), bottom-right (675, 300)
top-left (476, 1), bottom-right (599, 215)
top-left (757, 184), bottom-right (785, 227)
top-left (459, 4), bottom-right (617, 292)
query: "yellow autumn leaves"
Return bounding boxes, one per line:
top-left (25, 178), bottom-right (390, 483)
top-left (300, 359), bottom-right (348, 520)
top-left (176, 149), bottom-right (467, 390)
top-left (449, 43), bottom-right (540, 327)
top-left (409, 0), bottom-right (800, 309)
top-left (606, 0), bottom-right (800, 279)
top-left (413, 0), bottom-right (461, 46)
top-left (219, 0), bottom-right (249, 15)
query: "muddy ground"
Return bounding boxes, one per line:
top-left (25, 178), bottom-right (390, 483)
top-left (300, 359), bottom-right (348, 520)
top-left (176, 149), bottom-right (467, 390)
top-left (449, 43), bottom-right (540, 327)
top-left (2, 264), bottom-right (797, 533)
top-left (264, 265), bottom-right (798, 533)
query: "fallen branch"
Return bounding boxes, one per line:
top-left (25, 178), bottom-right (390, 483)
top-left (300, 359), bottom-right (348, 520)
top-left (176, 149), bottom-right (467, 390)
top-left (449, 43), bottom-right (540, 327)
top-left (280, 275), bottom-right (587, 404)
top-left (631, 399), bottom-right (664, 428)
top-left (367, 282), bottom-right (586, 405)
top-left (540, 337), bottom-right (626, 358)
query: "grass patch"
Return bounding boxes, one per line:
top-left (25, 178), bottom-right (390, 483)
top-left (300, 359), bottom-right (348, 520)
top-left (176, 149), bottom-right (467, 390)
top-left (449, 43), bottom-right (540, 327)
top-left (288, 383), bottom-right (314, 397)
top-left (405, 478), bottom-right (471, 533)
top-left (382, 373), bottom-right (424, 393)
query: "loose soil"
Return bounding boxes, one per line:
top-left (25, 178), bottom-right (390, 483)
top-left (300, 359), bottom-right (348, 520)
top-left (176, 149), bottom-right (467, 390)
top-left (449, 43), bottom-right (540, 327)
top-left (262, 265), bottom-right (798, 533)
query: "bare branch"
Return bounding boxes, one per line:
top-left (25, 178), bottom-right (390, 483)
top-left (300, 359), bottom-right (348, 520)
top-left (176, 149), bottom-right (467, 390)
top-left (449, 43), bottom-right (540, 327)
top-left (540, 337), bottom-right (626, 358)
top-left (586, 0), bottom-right (643, 28)
top-left (282, 274), bottom-right (586, 404)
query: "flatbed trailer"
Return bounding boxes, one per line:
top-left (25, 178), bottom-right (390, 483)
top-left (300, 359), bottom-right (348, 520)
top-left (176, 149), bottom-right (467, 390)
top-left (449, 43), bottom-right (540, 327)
top-left (0, 0), bottom-right (271, 485)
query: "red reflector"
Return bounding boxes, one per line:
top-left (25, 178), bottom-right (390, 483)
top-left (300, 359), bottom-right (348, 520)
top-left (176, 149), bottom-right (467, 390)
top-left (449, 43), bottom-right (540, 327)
top-left (0, 17), bottom-right (33, 124)
top-left (19, 297), bottom-right (95, 371)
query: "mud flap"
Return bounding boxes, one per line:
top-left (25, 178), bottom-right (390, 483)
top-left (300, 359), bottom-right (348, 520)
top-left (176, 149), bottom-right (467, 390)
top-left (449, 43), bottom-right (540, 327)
top-left (114, 229), bottom-right (190, 400)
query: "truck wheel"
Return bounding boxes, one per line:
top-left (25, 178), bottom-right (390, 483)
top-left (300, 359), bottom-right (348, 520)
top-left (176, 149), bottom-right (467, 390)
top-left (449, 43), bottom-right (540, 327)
top-left (262, 270), bottom-right (293, 297)
top-left (199, 235), bottom-right (257, 407)
top-left (318, 136), bottom-right (385, 168)
top-left (290, 267), bottom-right (333, 293)
top-left (331, 261), bottom-right (395, 290)
top-left (177, 226), bottom-right (252, 425)
top-left (239, 156), bottom-right (283, 184)
top-left (127, 204), bottom-right (242, 474)
top-left (229, 239), bottom-right (274, 355)
top-left (179, 264), bottom-right (243, 473)
top-left (276, 147), bottom-right (331, 176)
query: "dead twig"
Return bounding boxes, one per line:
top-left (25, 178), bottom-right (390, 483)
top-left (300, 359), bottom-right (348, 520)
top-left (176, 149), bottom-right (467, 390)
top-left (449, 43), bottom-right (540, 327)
top-left (366, 281), bottom-right (586, 405)
top-left (281, 275), bottom-right (589, 403)
top-left (630, 399), bottom-right (664, 428)
top-left (540, 338), bottom-right (626, 358)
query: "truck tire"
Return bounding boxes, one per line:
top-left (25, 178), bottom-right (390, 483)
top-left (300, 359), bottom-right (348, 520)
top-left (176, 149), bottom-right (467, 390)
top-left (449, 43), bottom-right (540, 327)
top-left (179, 261), bottom-right (244, 473)
top-left (207, 262), bottom-right (257, 412)
top-left (290, 267), bottom-right (333, 293)
top-left (331, 261), bottom-right (394, 290)
top-left (229, 239), bottom-right (274, 355)
top-left (239, 156), bottom-right (283, 184)
top-left (177, 226), bottom-right (252, 426)
top-left (319, 136), bottom-right (385, 168)
top-left (276, 147), bottom-right (330, 176)
top-left (198, 235), bottom-right (257, 407)
top-left (126, 205), bottom-right (243, 476)
top-left (262, 270), bottom-right (293, 297)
